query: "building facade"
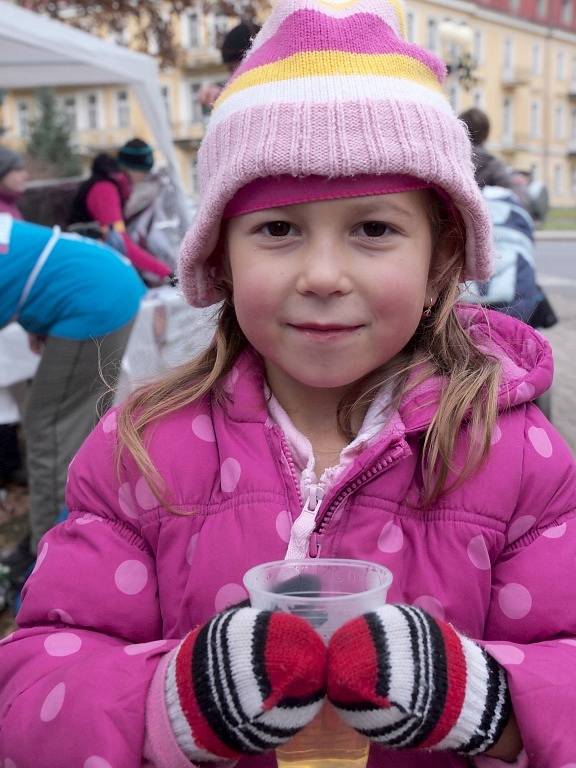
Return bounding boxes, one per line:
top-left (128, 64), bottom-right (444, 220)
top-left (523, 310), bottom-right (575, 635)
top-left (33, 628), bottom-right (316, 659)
top-left (0, 8), bottom-right (234, 195)
top-left (1, 1), bottom-right (576, 206)
top-left (408, 0), bottom-right (576, 205)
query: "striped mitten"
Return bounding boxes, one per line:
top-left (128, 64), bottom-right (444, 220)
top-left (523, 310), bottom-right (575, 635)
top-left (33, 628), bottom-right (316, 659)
top-left (327, 604), bottom-right (511, 755)
top-left (165, 606), bottom-right (326, 762)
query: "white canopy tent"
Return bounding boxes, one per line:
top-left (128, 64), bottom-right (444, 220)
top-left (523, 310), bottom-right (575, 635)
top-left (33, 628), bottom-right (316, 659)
top-left (0, 0), bottom-right (179, 173)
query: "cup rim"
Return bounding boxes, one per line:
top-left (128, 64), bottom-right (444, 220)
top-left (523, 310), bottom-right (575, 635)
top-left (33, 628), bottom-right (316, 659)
top-left (243, 558), bottom-right (393, 604)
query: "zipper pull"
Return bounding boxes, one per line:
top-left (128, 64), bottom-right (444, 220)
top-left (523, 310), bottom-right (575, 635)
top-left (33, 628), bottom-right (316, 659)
top-left (308, 531), bottom-right (321, 558)
top-left (284, 485), bottom-right (324, 561)
top-left (307, 484), bottom-right (324, 513)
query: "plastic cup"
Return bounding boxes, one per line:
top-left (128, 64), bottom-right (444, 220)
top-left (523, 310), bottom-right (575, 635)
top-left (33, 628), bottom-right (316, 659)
top-left (243, 559), bottom-right (392, 768)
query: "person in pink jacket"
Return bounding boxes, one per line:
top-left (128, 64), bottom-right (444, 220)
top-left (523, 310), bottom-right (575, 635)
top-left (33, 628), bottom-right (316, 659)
top-left (1, 1), bottom-right (575, 766)
top-left (68, 152), bottom-right (172, 281)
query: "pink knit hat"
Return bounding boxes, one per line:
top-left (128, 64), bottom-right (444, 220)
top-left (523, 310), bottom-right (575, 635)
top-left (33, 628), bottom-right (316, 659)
top-left (179, 0), bottom-right (493, 308)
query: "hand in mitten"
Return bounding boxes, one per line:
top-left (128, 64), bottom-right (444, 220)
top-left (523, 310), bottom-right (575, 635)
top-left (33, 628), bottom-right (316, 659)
top-left (327, 604), bottom-right (510, 755)
top-left (165, 606), bottom-right (326, 762)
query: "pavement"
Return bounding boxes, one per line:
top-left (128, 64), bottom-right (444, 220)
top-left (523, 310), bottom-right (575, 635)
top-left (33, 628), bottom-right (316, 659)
top-left (540, 288), bottom-right (576, 453)
top-left (535, 230), bottom-right (576, 241)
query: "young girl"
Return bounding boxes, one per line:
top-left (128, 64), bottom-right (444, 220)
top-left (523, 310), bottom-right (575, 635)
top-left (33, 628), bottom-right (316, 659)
top-left (1, 1), bottom-right (575, 767)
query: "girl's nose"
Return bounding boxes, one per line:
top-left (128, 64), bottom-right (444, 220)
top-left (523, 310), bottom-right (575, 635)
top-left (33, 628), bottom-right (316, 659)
top-left (295, 242), bottom-right (352, 297)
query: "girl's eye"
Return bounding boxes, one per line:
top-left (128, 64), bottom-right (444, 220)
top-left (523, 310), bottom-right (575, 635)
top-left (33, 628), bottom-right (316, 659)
top-left (357, 221), bottom-right (392, 238)
top-left (260, 221), bottom-right (295, 237)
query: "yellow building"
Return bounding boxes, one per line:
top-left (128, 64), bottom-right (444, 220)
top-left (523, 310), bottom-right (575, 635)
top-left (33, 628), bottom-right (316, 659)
top-left (407, 0), bottom-right (576, 206)
top-left (2, 1), bottom-right (576, 206)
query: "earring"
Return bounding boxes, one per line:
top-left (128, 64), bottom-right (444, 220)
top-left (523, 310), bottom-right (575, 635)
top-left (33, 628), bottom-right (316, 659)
top-left (422, 297), bottom-right (434, 318)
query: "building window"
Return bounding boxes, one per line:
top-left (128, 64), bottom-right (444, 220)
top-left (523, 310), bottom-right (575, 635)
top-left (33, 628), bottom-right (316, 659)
top-left (530, 101), bottom-right (541, 138)
top-left (406, 10), bottom-right (415, 42)
top-left (561, 0), bottom-right (573, 25)
top-left (571, 107), bottom-right (576, 141)
top-left (116, 90), bottom-right (131, 128)
top-left (16, 101), bottom-right (30, 138)
top-left (554, 164), bottom-right (563, 195)
top-left (557, 50), bottom-right (565, 80)
top-left (208, 13), bottom-right (229, 49)
top-left (161, 85), bottom-right (171, 119)
top-left (189, 82), bottom-right (203, 123)
top-left (427, 18), bottom-right (438, 52)
top-left (86, 93), bottom-right (100, 130)
top-left (531, 42), bottom-right (541, 76)
top-left (503, 97), bottom-right (513, 141)
top-left (190, 154), bottom-right (199, 197)
top-left (503, 37), bottom-right (513, 74)
top-left (555, 104), bottom-right (564, 139)
top-left (185, 11), bottom-right (201, 48)
top-left (62, 95), bottom-right (78, 131)
top-left (448, 84), bottom-right (459, 112)
top-left (537, 0), bottom-right (547, 17)
top-left (473, 29), bottom-right (483, 65)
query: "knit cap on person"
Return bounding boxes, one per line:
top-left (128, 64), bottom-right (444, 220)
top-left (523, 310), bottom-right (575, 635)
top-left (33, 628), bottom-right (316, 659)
top-left (0, 147), bottom-right (25, 183)
top-left (117, 139), bottom-right (154, 172)
top-left (178, 0), bottom-right (493, 308)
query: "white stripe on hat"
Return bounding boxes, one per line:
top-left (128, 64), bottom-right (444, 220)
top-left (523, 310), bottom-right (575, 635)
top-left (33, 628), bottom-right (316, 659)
top-left (210, 75), bottom-right (451, 130)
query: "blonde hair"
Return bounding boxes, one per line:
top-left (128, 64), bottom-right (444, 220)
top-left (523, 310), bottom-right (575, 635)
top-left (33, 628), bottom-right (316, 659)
top-left (117, 191), bottom-right (500, 507)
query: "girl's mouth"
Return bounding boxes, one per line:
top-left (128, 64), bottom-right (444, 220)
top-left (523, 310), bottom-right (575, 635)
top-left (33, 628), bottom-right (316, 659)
top-left (287, 323), bottom-right (364, 340)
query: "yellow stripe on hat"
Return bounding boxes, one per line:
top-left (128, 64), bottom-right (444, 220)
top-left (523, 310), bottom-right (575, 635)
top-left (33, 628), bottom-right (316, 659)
top-left (216, 49), bottom-right (440, 108)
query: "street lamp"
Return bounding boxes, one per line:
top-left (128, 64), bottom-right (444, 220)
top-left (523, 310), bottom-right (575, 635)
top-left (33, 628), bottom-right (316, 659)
top-left (438, 19), bottom-right (477, 91)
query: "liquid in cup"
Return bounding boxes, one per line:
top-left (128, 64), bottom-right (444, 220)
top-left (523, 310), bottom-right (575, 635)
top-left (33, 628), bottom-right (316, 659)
top-left (243, 559), bottom-right (392, 768)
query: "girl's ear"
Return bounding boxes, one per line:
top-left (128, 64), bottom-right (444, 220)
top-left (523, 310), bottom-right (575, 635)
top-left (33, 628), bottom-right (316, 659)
top-left (425, 187), bottom-right (467, 304)
top-left (427, 240), bottom-right (465, 305)
top-left (210, 229), bottom-right (234, 297)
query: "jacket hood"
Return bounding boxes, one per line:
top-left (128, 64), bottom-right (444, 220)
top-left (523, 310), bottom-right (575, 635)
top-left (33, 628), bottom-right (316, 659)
top-left (400, 305), bottom-right (553, 432)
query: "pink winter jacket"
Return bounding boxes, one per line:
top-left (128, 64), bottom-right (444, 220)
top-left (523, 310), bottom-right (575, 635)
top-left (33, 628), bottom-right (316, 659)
top-left (1, 307), bottom-right (575, 768)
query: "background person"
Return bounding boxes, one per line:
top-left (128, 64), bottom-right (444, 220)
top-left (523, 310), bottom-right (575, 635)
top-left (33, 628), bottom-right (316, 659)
top-left (0, 148), bottom-right (29, 490)
top-left (118, 138), bottom-right (190, 273)
top-left (68, 152), bottom-right (172, 281)
top-left (459, 108), bottom-right (550, 223)
top-left (459, 109), bottom-right (557, 419)
top-left (458, 107), bottom-right (519, 190)
top-left (0, 147), bottom-right (28, 219)
top-left (1, 2), bottom-right (575, 766)
top-left (0, 214), bottom-right (146, 586)
top-left (198, 21), bottom-right (261, 110)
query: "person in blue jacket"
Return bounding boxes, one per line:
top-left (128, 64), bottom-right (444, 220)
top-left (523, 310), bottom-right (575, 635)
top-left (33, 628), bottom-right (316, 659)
top-left (0, 213), bottom-right (146, 581)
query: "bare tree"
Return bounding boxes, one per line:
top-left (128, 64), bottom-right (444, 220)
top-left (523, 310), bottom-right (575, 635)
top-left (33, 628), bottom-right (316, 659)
top-left (17, 0), bottom-right (269, 68)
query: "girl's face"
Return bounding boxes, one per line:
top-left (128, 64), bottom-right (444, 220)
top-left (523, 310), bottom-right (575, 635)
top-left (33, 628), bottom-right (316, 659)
top-left (227, 190), bottom-right (440, 398)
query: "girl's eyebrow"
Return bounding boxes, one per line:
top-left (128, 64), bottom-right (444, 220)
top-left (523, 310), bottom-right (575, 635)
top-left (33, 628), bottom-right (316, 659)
top-left (345, 199), bottom-right (414, 218)
top-left (245, 199), bottom-right (415, 220)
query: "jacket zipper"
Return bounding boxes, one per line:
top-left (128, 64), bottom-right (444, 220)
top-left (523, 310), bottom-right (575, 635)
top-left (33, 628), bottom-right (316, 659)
top-left (275, 427), bottom-right (303, 507)
top-left (308, 444), bottom-right (407, 558)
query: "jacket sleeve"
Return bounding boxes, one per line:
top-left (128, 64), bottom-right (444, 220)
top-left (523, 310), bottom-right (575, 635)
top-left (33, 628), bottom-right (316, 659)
top-left (479, 404), bottom-right (576, 766)
top-left (0, 414), bottom-right (179, 767)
